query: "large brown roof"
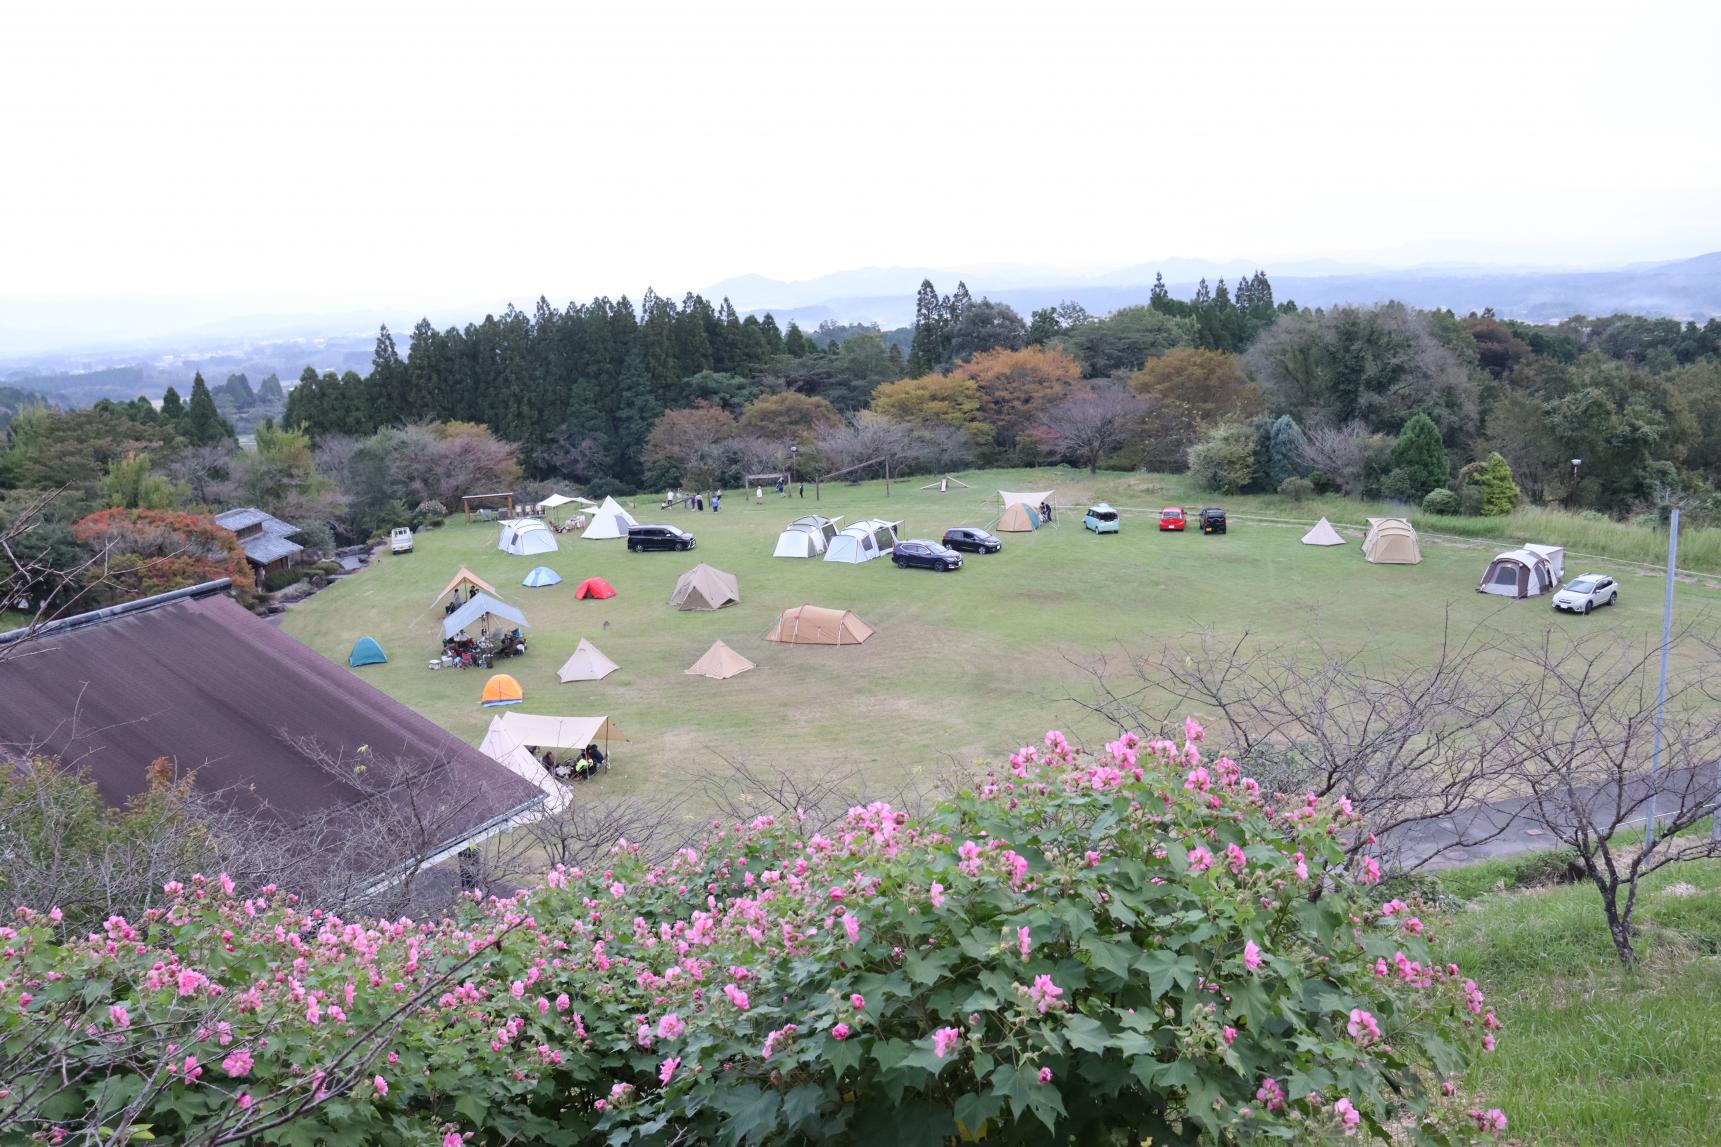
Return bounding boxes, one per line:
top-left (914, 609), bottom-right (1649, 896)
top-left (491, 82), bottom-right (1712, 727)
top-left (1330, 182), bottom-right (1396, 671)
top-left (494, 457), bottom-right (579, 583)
top-left (0, 587), bottom-right (542, 849)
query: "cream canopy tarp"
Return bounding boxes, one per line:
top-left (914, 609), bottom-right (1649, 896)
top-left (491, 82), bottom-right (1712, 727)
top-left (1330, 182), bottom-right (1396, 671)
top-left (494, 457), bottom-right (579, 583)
top-left (1362, 518), bottom-right (1422, 564)
top-left (479, 715), bottom-right (572, 813)
top-left (1301, 518), bottom-right (1346, 546)
top-left (685, 639), bottom-right (755, 680)
top-left (490, 711), bottom-right (628, 751)
top-left (443, 592), bottom-right (530, 640)
top-left (557, 638), bottom-right (619, 682)
top-left (998, 489), bottom-right (1054, 509)
top-left (764, 604), bottom-right (874, 645)
top-left (582, 496), bottom-right (639, 541)
top-left (434, 567), bottom-right (497, 604)
top-left (536, 493), bottom-right (576, 510)
top-left (669, 564), bottom-right (741, 611)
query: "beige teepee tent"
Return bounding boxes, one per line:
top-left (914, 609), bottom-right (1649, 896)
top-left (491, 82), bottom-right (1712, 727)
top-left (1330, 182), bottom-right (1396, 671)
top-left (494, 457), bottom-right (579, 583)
top-left (557, 638), bottom-right (620, 682)
top-left (685, 639), bottom-right (755, 680)
top-left (764, 605), bottom-right (873, 646)
top-left (1301, 517), bottom-right (1346, 546)
top-left (433, 567), bottom-right (497, 604)
top-left (669, 564), bottom-right (741, 611)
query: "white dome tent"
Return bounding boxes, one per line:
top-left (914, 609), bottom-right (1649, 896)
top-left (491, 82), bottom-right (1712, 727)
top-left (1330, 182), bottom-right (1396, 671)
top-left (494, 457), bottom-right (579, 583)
top-left (1478, 548), bottom-right (1559, 598)
top-left (772, 515), bottom-right (843, 558)
top-left (497, 518), bottom-right (559, 556)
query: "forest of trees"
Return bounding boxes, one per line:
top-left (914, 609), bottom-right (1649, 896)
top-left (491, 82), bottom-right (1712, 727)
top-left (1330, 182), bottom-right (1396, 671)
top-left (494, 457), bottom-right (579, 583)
top-left (6, 272), bottom-right (1721, 607)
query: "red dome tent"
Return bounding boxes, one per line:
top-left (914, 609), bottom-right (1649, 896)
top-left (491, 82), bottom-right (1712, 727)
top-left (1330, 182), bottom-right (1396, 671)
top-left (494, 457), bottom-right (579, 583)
top-left (574, 577), bottom-right (616, 600)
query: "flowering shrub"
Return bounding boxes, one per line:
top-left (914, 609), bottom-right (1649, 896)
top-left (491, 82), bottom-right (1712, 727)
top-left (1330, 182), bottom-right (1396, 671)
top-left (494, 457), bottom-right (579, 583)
top-left (0, 726), bottom-right (1504, 1144)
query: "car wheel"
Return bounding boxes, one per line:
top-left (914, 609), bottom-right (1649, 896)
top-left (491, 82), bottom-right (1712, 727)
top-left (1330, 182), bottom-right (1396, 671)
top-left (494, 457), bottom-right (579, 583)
top-left (1609, 592), bottom-right (1617, 606)
top-left (678, 541), bottom-right (690, 551)
top-left (895, 558), bottom-right (907, 568)
top-left (628, 542), bottom-right (639, 552)
top-left (1582, 601), bottom-right (1591, 615)
top-left (938, 561), bottom-right (951, 572)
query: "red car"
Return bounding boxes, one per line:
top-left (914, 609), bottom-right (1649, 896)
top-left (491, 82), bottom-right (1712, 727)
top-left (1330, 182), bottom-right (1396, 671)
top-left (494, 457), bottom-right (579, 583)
top-left (1159, 507), bottom-right (1186, 531)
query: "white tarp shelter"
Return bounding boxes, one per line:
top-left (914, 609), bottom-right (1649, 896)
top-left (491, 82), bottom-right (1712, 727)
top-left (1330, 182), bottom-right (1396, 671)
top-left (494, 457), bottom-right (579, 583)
top-left (582, 496), bottom-right (639, 541)
top-left (824, 519), bottom-right (901, 564)
top-left (998, 489), bottom-right (1055, 510)
top-left (1301, 517), bottom-right (1346, 546)
top-left (1522, 543), bottom-right (1565, 581)
top-left (498, 518), bottom-right (559, 556)
top-left (443, 592), bottom-right (530, 640)
top-left (490, 711), bottom-right (627, 754)
top-left (479, 715), bottom-right (572, 813)
top-left (1478, 548), bottom-right (1558, 598)
top-left (557, 637), bottom-right (619, 682)
top-left (536, 493), bottom-right (577, 512)
top-left (773, 515), bottom-right (843, 558)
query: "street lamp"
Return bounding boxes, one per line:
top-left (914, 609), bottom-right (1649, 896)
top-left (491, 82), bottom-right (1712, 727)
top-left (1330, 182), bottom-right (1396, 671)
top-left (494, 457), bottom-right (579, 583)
top-left (1569, 458), bottom-right (1581, 507)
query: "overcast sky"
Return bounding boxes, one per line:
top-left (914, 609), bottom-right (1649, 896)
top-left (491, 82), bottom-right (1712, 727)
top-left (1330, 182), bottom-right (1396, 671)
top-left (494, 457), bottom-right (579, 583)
top-left (3, 0), bottom-right (1718, 336)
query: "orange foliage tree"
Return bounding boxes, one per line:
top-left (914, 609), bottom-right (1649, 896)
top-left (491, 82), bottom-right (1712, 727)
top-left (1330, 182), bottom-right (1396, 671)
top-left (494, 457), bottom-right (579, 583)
top-left (866, 374), bottom-right (992, 446)
top-left (1128, 348), bottom-right (1263, 470)
top-left (71, 509), bottom-right (253, 605)
top-left (952, 346), bottom-right (1082, 457)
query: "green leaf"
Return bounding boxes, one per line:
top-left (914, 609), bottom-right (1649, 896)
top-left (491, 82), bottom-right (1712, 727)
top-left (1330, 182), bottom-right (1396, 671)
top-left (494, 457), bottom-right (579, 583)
top-left (782, 1084), bottom-right (825, 1131)
top-left (711, 1084), bottom-right (781, 1147)
top-left (1062, 1012), bottom-right (1112, 1053)
top-left (1027, 1083), bottom-right (1067, 1133)
top-left (454, 1092), bottom-right (489, 1126)
top-left (1137, 949), bottom-right (1198, 1000)
top-left (825, 1034), bottom-right (864, 1079)
top-left (905, 948), bottom-right (956, 986)
top-left (1080, 936), bottom-right (1135, 985)
top-left (953, 1091), bottom-right (1004, 1139)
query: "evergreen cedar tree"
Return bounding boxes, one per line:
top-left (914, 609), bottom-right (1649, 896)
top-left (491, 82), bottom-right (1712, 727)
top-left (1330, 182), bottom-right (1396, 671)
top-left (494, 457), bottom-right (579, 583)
top-left (1391, 412), bottom-right (1451, 501)
top-left (1, 726), bottom-right (1504, 1144)
top-left (179, 373), bottom-right (233, 447)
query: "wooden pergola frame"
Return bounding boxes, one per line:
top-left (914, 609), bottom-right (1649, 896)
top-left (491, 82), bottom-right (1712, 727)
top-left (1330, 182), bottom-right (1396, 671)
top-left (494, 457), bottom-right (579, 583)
top-left (461, 492), bottom-right (516, 523)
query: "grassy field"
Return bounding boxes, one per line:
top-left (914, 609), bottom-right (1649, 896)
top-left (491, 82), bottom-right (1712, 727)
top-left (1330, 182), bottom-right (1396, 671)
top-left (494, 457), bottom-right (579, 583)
top-left (278, 468), bottom-right (1721, 804)
top-left (1432, 853), bottom-right (1721, 1146)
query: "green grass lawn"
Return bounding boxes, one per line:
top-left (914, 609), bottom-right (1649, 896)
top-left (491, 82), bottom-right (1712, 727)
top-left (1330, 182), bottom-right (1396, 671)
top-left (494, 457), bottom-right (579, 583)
top-left (1433, 856), bottom-right (1721, 1146)
top-left (278, 468), bottom-right (1721, 805)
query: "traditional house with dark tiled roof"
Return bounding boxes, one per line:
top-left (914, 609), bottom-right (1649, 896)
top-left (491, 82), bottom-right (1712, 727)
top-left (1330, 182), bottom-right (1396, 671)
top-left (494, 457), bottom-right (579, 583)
top-left (214, 507), bottom-right (304, 587)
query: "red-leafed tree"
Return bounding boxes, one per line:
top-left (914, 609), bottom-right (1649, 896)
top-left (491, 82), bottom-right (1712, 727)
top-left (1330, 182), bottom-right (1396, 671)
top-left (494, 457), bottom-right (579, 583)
top-left (71, 508), bottom-right (253, 605)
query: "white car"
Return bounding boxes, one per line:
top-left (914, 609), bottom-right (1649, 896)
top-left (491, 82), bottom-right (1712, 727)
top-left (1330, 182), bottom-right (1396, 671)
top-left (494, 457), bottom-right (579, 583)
top-left (1552, 573), bottom-right (1617, 614)
top-left (389, 526), bottom-right (414, 554)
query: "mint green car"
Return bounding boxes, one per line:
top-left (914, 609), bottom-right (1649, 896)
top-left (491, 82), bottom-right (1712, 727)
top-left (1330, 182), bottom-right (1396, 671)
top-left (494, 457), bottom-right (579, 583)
top-left (1083, 503), bottom-right (1120, 534)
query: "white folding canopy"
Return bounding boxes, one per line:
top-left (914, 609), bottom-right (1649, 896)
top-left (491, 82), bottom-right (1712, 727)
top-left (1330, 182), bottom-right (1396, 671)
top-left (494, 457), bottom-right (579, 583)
top-left (479, 716), bottom-right (572, 813)
top-left (536, 493), bottom-right (576, 511)
top-left (490, 711), bottom-right (628, 751)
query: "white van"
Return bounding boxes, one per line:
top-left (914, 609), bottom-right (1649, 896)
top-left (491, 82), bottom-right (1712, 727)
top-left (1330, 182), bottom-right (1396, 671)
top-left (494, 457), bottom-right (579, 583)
top-left (389, 527), bottom-right (414, 554)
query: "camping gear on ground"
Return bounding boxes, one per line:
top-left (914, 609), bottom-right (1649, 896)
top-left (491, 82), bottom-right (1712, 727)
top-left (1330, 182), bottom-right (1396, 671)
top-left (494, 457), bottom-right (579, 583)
top-left (764, 604), bottom-right (874, 645)
top-left (557, 638), bottom-right (619, 682)
top-left (348, 635), bottom-right (387, 667)
top-left (480, 673), bottom-right (524, 707)
top-left (434, 567), bottom-right (497, 605)
top-left (772, 515), bottom-right (841, 558)
top-left (574, 577), bottom-right (616, 600)
top-left (1478, 548), bottom-right (1559, 598)
top-left (823, 519), bottom-right (901, 564)
top-left (685, 639), bottom-right (755, 679)
top-left (497, 518), bottom-right (559, 556)
top-left (522, 565), bottom-right (562, 587)
top-left (443, 592), bottom-right (530, 641)
top-left (1362, 518), bottom-right (1422, 564)
top-left (1301, 518), bottom-right (1345, 546)
top-left (996, 502), bottom-right (1040, 532)
top-left (581, 496), bottom-right (639, 540)
top-left (1522, 543), bottom-right (1565, 581)
top-left (669, 564), bottom-right (740, 611)
top-left (478, 715), bottom-right (571, 812)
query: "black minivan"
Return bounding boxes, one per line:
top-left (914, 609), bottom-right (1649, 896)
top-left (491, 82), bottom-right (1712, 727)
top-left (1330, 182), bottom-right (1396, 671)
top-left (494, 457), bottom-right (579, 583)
top-left (627, 524), bottom-right (696, 552)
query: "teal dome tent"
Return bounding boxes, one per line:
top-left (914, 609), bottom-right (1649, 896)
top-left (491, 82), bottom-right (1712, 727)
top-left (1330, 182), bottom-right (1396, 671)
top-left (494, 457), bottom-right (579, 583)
top-left (348, 636), bottom-right (387, 667)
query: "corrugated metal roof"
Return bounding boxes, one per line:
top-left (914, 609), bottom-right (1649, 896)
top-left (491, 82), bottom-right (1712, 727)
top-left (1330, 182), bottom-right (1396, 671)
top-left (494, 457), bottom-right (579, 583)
top-left (214, 507), bottom-right (270, 530)
top-left (241, 534), bottom-right (304, 564)
top-left (0, 592), bottom-right (543, 854)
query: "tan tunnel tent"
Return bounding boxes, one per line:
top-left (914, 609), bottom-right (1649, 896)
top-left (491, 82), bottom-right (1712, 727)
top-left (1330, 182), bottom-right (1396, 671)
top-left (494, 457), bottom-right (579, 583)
top-left (996, 503), bottom-right (1041, 532)
top-left (669, 564), bottom-right (741, 611)
top-left (685, 639), bottom-right (756, 680)
top-left (764, 604), bottom-right (874, 646)
top-left (1300, 517), bottom-right (1346, 546)
top-left (1478, 548), bottom-right (1558, 598)
top-left (434, 567), bottom-right (497, 604)
top-left (1362, 517), bottom-right (1422, 565)
top-left (557, 638), bottom-right (619, 682)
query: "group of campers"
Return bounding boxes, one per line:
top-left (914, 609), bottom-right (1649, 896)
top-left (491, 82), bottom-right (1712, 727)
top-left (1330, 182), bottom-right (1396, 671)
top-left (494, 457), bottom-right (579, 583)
top-left (540, 743), bottom-right (605, 780)
top-left (442, 627), bottom-right (526, 668)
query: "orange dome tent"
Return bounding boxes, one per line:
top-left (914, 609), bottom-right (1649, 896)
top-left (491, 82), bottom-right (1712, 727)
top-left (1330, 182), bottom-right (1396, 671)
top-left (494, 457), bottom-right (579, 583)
top-left (574, 577), bottom-right (616, 600)
top-left (480, 673), bottom-right (524, 707)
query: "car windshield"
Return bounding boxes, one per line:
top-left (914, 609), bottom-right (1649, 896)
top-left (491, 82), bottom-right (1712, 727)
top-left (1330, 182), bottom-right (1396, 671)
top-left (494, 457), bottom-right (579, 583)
top-left (1567, 579), bottom-right (1597, 593)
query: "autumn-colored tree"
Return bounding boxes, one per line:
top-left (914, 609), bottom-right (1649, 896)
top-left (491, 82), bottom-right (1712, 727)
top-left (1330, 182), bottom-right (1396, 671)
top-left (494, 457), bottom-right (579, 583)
top-left (737, 391), bottom-right (841, 446)
top-left (952, 345), bottom-right (1081, 454)
top-left (866, 373), bottom-right (991, 445)
top-left (642, 402), bottom-right (738, 489)
top-left (71, 508), bottom-right (252, 605)
top-left (1128, 348), bottom-right (1263, 471)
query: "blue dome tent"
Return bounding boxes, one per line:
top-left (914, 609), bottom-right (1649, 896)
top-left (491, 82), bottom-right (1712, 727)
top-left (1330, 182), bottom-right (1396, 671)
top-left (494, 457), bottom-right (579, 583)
top-left (522, 566), bottom-right (562, 588)
top-left (348, 635), bottom-right (388, 667)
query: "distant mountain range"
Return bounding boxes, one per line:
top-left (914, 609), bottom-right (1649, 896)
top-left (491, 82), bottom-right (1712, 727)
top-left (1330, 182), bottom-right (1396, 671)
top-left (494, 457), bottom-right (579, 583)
top-left (708, 253), bottom-right (1721, 330)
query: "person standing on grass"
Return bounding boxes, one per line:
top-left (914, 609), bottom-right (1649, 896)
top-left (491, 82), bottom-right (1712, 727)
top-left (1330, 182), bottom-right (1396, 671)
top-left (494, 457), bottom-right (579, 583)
top-left (755, 486), bottom-right (764, 505)
top-left (713, 491), bottom-right (721, 513)
top-left (799, 482), bottom-right (805, 498)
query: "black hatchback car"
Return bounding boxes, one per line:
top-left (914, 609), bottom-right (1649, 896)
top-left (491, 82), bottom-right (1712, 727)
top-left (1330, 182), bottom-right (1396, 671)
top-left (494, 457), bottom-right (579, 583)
top-left (1199, 507), bottom-right (1227, 534)
top-left (942, 527), bottom-right (1002, 554)
top-left (626, 524), bottom-right (696, 552)
top-left (893, 539), bottom-right (964, 571)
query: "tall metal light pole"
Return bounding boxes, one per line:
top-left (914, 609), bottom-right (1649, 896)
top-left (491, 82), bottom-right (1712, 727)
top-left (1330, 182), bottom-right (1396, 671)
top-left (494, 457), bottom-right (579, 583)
top-left (1569, 458), bottom-right (1581, 508)
top-left (1645, 507), bottom-right (1680, 850)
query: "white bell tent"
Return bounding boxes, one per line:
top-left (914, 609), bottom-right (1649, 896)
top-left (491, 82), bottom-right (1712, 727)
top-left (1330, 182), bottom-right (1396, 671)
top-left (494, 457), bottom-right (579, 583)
top-left (1301, 518), bottom-right (1346, 546)
top-left (581, 496), bottom-right (639, 541)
